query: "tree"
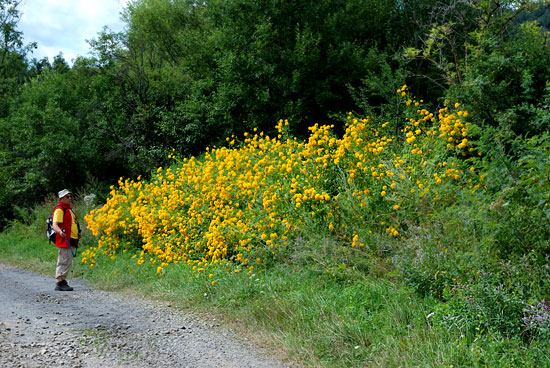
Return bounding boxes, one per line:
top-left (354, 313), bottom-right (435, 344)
top-left (193, 0), bottom-right (405, 138)
top-left (100, 0), bottom-right (410, 152)
top-left (402, 0), bottom-right (548, 88)
top-left (88, 1), bottom-right (214, 164)
top-left (446, 19), bottom-right (550, 137)
top-left (0, 0), bottom-right (35, 117)
top-left (399, 0), bottom-right (550, 138)
top-left (516, 3), bottom-right (550, 29)
top-left (0, 56), bottom-right (137, 214)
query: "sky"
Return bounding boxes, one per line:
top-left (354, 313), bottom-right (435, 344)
top-left (19, 0), bottom-right (130, 64)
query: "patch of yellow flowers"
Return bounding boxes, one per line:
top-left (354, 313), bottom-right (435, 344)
top-left (82, 86), bottom-right (484, 277)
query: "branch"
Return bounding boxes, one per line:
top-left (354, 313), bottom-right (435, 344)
top-left (483, 1), bottom-right (501, 30)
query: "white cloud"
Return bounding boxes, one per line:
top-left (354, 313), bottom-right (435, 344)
top-left (19, 0), bottom-right (129, 63)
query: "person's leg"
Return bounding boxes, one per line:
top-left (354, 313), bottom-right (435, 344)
top-left (55, 247), bottom-right (73, 291)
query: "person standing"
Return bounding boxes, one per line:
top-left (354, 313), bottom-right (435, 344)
top-left (52, 189), bottom-right (82, 291)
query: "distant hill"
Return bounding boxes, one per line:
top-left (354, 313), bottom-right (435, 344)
top-left (516, 5), bottom-right (550, 29)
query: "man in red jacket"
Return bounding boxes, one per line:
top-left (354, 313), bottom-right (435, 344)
top-left (52, 189), bottom-right (82, 291)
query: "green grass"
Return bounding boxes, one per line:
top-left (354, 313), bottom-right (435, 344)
top-left (1, 204), bottom-right (549, 367)
top-left (0, 233), bottom-right (57, 274)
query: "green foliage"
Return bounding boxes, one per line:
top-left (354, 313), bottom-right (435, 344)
top-left (90, 1), bottom-right (214, 157)
top-left (389, 130), bottom-right (550, 348)
top-left (205, 0), bottom-right (404, 136)
top-left (402, 0), bottom-right (550, 133)
top-left (92, 0), bottom-right (414, 153)
top-left (0, 59), bottom-right (139, 218)
top-left (0, 0), bottom-right (35, 117)
top-left (445, 21), bottom-right (550, 138)
top-left (1, 0), bottom-right (547, 220)
top-left (516, 3), bottom-right (550, 29)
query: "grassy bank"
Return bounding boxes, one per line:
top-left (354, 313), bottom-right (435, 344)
top-left (1, 199), bottom-right (548, 367)
top-left (2, 89), bottom-right (550, 367)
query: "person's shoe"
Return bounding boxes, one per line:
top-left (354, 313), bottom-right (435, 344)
top-left (55, 280), bottom-right (73, 291)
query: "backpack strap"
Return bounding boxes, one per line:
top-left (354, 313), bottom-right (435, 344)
top-left (53, 204), bottom-right (65, 218)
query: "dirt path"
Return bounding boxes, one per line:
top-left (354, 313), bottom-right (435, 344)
top-left (0, 263), bottom-right (291, 367)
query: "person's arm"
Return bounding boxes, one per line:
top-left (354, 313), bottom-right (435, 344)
top-left (52, 222), bottom-right (66, 238)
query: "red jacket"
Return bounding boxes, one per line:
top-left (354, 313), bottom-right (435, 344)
top-left (53, 202), bottom-right (78, 248)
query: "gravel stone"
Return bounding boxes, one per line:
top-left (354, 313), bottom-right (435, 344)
top-left (0, 263), bottom-right (293, 367)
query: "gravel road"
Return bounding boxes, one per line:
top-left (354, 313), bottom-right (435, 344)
top-left (0, 263), bottom-right (292, 368)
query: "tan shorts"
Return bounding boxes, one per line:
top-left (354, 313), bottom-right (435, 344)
top-left (55, 247), bottom-right (73, 279)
